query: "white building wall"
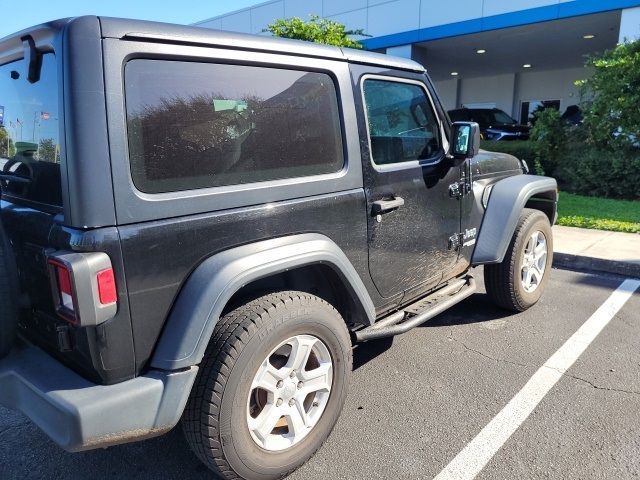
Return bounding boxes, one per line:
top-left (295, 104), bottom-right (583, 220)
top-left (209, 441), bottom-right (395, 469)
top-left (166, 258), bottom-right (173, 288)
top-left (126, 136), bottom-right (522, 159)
top-left (284, 0), bottom-right (322, 18)
top-left (433, 78), bottom-right (458, 110)
top-left (250, 2), bottom-right (285, 34)
top-left (367, 0), bottom-right (421, 37)
top-left (515, 66), bottom-right (591, 114)
top-left (433, 66), bottom-right (592, 116)
top-left (219, 10), bottom-right (251, 33)
top-left (458, 74), bottom-right (516, 114)
top-left (619, 6), bottom-right (640, 42)
top-left (197, 0), bottom-right (574, 35)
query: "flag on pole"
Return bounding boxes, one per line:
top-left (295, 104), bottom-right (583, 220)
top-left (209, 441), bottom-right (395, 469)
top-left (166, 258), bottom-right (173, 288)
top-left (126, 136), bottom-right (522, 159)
top-left (40, 111), bottom-right (50, 120)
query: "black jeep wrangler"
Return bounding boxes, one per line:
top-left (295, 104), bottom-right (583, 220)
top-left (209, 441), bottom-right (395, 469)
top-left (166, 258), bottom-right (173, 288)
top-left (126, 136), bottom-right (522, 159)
top-left (0, 17), bottom-right (557, 480)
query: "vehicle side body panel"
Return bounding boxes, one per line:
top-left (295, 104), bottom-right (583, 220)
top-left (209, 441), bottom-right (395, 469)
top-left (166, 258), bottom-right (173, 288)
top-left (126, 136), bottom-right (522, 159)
top-left (63, 16), bottom-right (116, 228)
top-left (101, 39), bottom-right (364, 225)
top-left (118, 190), bottom-right (386, 373)
top-left (459, 150), bottom-right (526, 265)
top-left (0, 16), bottom-right (562, 456)
top-left (1, 202), bottom-right (135, 384)
top-left (151, 233), bottom-right (376, 371)
top-left (349, 64), bottom-right (462, 302)
top-left (472, 174), bottom-right (558, 265)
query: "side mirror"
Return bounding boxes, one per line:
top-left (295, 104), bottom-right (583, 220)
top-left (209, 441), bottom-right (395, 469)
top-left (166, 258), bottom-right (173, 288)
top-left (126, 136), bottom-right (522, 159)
top-left (451, 121), bottom-right (480, 159)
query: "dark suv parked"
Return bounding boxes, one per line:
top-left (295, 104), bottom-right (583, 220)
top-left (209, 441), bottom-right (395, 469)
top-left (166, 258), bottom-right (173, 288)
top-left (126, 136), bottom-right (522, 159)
top-left (448, 107), bottom-right (531, 141)
top-left (0, 17), bottom-right (557, 480)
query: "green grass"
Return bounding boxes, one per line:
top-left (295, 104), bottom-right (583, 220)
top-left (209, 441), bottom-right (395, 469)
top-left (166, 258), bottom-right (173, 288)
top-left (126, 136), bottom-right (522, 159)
top-left (557, 192), bottom-right (640, 234)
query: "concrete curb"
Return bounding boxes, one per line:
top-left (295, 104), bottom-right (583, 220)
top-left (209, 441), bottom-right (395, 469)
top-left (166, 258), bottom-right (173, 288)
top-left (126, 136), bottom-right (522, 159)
top-left (553, 252), bottom-right (640, 279)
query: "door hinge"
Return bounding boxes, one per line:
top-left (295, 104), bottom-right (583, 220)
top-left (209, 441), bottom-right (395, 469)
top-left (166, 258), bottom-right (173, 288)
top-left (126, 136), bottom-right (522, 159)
top-left (448, 228), bottom-right (478, 250)
top-left (448, 232), bottom-right (465, 251)
top-left (448, 180), bottom-right (471, 199)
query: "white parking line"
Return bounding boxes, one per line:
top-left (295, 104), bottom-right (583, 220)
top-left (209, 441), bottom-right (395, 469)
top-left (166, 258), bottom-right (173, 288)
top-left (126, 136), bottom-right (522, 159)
top-left (434, 278), bottom-right (640, 480)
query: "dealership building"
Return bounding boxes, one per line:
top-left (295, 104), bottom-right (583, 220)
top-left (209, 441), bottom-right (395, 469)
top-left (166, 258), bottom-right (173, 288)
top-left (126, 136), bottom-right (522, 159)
top-left (196, 0), bottom-right (640, 123)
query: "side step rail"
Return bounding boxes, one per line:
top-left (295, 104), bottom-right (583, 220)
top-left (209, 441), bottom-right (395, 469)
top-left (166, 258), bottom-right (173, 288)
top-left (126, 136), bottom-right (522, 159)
top-left (355, 275), bottom-right (476, 342)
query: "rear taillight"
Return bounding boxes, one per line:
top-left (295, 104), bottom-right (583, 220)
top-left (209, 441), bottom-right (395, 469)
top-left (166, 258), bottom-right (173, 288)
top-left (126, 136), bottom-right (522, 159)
top-left (49, 259), bottom-right (78, 324)
top-left (97, 268), bottom-right (117, 305)
top-left (47, 252), bottom-right (118, 327)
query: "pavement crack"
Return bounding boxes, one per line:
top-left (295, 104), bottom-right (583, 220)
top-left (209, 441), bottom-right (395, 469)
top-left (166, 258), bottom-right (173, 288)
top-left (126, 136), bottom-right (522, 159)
top-left (564, 373), bottom-right (640, 396)
top-left (449, 331), bottom-right (529, 368)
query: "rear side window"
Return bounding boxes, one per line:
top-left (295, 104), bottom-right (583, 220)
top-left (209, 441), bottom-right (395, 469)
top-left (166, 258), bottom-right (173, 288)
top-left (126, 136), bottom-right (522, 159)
top-left (0, 53), bottom-right (62, 207)
top-left (125, 60), bottom-right (344, 194)
top-left (362, 78), bottom-right (442, 167)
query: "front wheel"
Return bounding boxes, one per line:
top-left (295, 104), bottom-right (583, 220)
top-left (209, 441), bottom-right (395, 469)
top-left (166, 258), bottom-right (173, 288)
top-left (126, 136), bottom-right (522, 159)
top-left (484, 208), bottom-right (553, 312)
top-left (182, 291), bottom-right (352, 480)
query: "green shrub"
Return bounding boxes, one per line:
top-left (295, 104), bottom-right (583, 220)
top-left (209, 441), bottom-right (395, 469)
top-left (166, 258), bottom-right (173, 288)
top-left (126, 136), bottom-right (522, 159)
top-left (555, 146), bottom-right (640, 200)
top-left (529, 108), bottom-right (567, 176)
top-left (577, 39), bottom-right (640, 150)
top-left (264, 15), bottom-right (367, 48)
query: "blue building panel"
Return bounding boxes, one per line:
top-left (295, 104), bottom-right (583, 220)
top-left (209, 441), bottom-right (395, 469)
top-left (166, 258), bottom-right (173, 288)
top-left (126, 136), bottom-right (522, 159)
top-left (362, 0), bottom-right (640, 49)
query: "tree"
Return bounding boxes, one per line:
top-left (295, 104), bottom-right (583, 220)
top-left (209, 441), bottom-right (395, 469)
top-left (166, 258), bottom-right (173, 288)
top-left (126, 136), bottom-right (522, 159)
top-left (577, 39), bottom-right (640, 150)
top-left (37, 138), bottom-right (59, 163)
top-left (0, 127), bottom-right (15, 158)
top-left (265, 15), bottom-right (367, 49)
top-left (529, 108), bottom-right (567, 176)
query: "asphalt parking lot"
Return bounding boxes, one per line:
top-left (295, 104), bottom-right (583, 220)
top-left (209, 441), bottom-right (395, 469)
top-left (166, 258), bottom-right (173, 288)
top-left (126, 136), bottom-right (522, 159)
top-left (1, 267), bottom-right (638, 479)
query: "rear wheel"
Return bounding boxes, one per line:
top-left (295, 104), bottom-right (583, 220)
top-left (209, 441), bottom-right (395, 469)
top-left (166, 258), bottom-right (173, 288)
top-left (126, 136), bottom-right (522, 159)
top-left (182, 291), bottom-right (352, 480)
top-left (484, 208), bottom-right (553, 312)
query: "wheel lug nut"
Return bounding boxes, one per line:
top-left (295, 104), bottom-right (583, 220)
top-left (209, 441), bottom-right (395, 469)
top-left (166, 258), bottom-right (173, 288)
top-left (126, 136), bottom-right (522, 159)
top-left (297, 381), bottom-right (303, 389)
top-left (288, 399), bottom-right (295, 406)
top-left (289, 370), bottom-right (296, 378)
top-left (276, 398), bottom-right (283, 407)
top-left (276, 380), bottom-right (283, 388)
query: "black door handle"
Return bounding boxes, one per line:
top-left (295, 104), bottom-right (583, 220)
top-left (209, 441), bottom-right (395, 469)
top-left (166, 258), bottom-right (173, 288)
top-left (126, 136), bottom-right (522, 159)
top-left (372, 196), bottom-right (405, 214)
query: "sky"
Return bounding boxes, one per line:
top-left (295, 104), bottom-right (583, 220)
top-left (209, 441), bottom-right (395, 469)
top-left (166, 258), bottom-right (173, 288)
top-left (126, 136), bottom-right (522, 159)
top-left (0, 0), bottom-right (263, 39)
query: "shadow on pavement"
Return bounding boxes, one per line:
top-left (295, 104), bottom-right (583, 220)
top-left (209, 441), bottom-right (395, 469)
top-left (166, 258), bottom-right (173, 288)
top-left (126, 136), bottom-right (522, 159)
top-left (422, 293), bottom-right (514, 328)
top-left (351, 292), bottom-right (511, 372)
top-left (352, 336), bottom-right (394, 371)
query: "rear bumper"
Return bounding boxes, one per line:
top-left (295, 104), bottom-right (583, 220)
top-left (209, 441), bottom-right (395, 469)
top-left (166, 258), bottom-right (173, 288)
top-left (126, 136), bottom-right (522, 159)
top-left (0, 343), bottom-right (198, 452)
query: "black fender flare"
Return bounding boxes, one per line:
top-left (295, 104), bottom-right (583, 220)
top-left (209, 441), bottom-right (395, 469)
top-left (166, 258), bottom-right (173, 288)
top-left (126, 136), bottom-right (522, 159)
top-left (471, 174), bottom-right (557, 265)
top-left (151, 233), bottom-right (376, 370)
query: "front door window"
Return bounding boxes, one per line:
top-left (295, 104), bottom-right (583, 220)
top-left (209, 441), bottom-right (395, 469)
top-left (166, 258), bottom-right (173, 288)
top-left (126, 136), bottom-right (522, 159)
top-left (363, 79), bottom-right (443, 167)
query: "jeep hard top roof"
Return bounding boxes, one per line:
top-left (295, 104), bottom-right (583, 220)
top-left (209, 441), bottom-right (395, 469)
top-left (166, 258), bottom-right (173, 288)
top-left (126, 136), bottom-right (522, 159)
top-left (0, 16), bottom-right (425, 73)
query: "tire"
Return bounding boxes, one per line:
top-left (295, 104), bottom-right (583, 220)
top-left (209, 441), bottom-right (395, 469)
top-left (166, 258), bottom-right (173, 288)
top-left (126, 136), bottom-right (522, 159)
top-left (0, 221), bottom-right (18, 358)
top-left (484, 208), bottom-right (553, 312)
top-left (182, 291), bottom-right (352, 480)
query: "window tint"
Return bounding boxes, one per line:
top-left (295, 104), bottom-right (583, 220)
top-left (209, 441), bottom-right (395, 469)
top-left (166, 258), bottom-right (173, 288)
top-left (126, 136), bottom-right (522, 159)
top-left (362, 79), bottom-right (442, 166)
top-left (0, 54), bottom-right (62, 207)
top-left (125, 60), bottom-right (344, 193)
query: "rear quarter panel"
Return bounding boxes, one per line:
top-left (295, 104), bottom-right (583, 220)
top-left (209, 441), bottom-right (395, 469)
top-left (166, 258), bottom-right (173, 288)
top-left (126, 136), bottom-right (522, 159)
top-left (118, 190), bottom-right (375, 372)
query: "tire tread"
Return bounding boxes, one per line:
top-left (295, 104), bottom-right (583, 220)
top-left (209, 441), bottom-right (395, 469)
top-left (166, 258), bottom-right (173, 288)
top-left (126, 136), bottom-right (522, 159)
top-left (182, 291), bottom-right (348, 480)
top-left (484, 208), bottom-right (551, 312)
